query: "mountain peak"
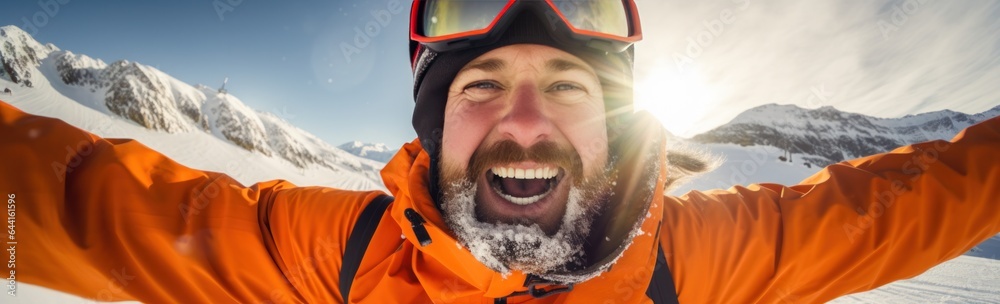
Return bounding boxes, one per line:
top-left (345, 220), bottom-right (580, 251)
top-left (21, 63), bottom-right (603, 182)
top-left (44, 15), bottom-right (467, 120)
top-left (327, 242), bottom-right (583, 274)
top-left (0, 25), bottom-right (56, 53)
top-left (1, 24), bottom-right (59, 87)
top-left (0, 25), bottom-right (30, 39)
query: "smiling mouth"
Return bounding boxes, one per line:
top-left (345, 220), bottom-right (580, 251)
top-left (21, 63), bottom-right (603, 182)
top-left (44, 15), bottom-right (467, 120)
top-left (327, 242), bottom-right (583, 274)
top-left (487, 166), bottom-right (564, 205)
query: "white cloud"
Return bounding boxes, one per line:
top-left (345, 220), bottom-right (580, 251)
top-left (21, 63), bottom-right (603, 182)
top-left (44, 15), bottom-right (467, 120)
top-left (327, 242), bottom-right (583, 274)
top-left (634, 0), bottom-right (1000, 137)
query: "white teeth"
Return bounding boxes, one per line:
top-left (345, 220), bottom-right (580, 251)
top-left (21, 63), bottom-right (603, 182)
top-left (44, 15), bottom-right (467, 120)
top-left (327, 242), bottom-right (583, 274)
top-left (491, 166), bottom-right (559, 180)
top-left (489, 166), bottom-right (561, 205)
top-left (498, 191), bottom-right (549, 205)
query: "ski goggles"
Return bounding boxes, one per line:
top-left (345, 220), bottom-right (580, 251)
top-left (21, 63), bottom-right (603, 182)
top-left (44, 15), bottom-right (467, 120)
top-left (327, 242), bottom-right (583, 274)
top-left (409, 0), bottom-right (643, 54)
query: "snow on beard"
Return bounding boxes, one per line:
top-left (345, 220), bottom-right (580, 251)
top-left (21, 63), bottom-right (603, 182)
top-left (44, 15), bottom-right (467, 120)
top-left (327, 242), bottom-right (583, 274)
top-left (439, 140), bottom-right (614, 276)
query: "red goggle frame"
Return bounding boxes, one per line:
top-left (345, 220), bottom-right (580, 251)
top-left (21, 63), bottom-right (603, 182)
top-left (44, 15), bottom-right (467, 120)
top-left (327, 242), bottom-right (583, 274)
top-left (409, 0), bottom-right (643, 59)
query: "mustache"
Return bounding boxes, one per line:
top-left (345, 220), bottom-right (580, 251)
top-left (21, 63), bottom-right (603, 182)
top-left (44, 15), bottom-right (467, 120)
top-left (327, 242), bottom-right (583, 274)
top-left (467, 140), bottom-right (584, 181)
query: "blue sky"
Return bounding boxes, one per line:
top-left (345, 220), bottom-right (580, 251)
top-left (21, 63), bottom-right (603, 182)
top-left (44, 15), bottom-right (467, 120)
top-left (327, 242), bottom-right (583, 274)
top-left (3, 0), bottom-right (999, 146)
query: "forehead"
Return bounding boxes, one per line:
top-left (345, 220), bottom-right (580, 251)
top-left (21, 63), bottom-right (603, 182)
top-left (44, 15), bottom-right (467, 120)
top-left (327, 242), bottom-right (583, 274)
top-left (459, 44), bottom-right (597, 76)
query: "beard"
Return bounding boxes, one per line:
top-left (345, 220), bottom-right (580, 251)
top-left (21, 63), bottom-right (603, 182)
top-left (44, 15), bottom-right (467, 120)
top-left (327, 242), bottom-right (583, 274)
top-left (439, 140), bottom-right (615, 276)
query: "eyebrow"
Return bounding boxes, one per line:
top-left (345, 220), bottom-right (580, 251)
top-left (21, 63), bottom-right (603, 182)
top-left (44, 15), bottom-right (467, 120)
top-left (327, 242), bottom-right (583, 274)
top-left (546, 58), bottom-right (592, 74)
top-left (459, 58), bottom-right (506, 74)
top-left (457, 57), bottom-right (596, 77)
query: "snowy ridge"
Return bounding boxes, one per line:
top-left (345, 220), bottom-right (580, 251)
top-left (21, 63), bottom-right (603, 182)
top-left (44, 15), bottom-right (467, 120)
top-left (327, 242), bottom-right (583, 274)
top-left (338, 141), bottom-right (398, 163)
top-left (200, 86), bottom-right (270, 153)
top-left (692, 103), bottom-right (1000, 166)
top-left (0, 25), bottom-right (383, 184)
top-left (103, 59), bottom-right (199, 133)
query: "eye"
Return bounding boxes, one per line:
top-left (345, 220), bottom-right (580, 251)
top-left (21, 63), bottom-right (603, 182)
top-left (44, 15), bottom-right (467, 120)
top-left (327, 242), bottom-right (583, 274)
top-left (545, 81), bottom-right (590, 104)
top-left (550, 83), bottom-right (584, 92)
top-left (465, 81), bottom-right (502, 91)
top-left (462, 80), bottom-right (504, 102)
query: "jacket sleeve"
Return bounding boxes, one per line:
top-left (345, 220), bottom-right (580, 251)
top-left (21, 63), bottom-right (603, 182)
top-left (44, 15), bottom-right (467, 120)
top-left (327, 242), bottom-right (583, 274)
top-left (0, 101), bottom-right (383, 303)
top-left (660, 115), bottom-right (1000, 303)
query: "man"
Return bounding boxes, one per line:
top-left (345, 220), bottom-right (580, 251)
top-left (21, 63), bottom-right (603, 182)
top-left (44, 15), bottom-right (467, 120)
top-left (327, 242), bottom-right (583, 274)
top-left (1, 1), bottom-right (999, 303)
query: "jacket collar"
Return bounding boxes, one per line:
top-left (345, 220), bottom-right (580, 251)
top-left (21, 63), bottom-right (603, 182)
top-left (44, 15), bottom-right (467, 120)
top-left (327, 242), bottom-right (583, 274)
top-left (380, 138), bottom-right (667, 301)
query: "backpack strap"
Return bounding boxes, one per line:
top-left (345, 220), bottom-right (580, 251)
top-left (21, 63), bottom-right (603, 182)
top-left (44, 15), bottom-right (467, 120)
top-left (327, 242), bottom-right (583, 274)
top-left (646, 243), bottom-right (680, 304)
top-left (340, 195), bottom-right (394, 303)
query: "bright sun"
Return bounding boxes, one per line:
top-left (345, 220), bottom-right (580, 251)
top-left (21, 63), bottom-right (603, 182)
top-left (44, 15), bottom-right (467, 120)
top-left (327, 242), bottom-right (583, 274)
top-left (634, 63), bottom-right (719, 137)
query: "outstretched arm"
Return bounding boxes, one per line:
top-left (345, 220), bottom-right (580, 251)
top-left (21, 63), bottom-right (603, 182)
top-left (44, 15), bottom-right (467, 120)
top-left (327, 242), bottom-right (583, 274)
top-left (661, 116), bottom-right (1000, 303)
top-left (1, 101), bottom-right (382, 302)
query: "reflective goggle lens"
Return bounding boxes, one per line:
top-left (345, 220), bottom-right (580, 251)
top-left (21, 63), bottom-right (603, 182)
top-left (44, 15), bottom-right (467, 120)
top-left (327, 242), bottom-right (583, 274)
top-left (422, 0), bottom-right (510, 38)
top-left (551, 0), bottom-right (629, 37)
top-left (420, 0), bottom-right (632, 39)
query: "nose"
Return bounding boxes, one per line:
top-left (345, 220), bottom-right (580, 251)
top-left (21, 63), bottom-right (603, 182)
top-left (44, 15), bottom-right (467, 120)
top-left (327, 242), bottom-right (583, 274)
top-left (496, 83), bottom-right (554, 148)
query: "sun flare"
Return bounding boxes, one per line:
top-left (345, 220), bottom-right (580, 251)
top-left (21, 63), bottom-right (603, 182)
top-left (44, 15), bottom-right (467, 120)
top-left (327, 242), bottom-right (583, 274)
top-left (634, 64), bottom-right (720, 137)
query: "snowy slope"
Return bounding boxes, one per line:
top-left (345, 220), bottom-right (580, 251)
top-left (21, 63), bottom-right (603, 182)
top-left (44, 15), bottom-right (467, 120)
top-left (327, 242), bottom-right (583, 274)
top-left (668, 143), bottom-right (821, 195)
top-left (831, 237), bottom-right (1000, 303)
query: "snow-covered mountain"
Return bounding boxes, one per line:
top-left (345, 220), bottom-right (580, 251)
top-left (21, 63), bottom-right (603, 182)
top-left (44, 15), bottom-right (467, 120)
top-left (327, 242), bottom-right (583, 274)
top-left (691, 103), bottom-right (1000, 166)
top-left (0, 25), bottom-right (384, 187)
top-left (339, 141), bottom-right (398, 163)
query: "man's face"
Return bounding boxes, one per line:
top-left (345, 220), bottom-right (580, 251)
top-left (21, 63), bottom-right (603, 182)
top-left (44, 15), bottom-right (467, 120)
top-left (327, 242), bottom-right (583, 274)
top-left (438, 44), bottom-right (613, 274)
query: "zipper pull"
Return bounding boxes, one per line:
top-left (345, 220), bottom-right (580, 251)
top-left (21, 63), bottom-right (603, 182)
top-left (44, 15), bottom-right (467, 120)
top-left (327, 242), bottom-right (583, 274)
top-left (404, 208), bottom-right (433, 246)
top-left (523, 274), bottom-right (573, 298)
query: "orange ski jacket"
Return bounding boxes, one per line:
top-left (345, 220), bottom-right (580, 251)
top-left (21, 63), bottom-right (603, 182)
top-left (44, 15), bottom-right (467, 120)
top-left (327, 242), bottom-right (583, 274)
top-left (2, 99), bottom-right (999, 303)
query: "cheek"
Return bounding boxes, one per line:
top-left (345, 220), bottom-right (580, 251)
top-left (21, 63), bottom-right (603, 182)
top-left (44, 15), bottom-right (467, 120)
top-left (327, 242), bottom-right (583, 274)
top-left (555, 107), bottom-right (609, 173)
top-left (441, 104), bottom-right (497, 169)
top-left (571, 123), bottom-right (609, 173)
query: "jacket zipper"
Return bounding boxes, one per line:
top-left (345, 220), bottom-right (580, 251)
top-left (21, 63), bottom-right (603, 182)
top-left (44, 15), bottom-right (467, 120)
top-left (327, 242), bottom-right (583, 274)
top-left (404, 208), bottom-right (433, 246)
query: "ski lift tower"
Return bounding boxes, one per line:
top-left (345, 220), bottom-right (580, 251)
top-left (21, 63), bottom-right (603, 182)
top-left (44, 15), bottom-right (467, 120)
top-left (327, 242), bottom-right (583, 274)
top-left (218, 77), bottom-right (229, 95)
